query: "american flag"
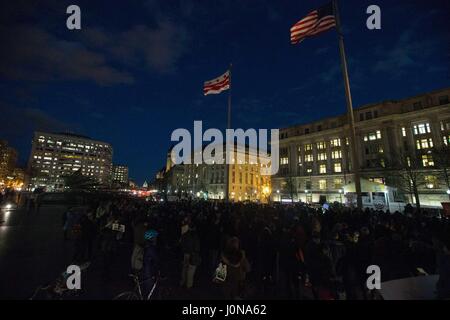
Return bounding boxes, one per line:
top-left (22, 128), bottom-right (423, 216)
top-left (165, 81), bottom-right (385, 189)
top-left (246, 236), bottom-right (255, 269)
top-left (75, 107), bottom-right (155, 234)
top-left (290, 2), bottom-right (336, 45)
top-left (203, 70), bottom-right (230, 96)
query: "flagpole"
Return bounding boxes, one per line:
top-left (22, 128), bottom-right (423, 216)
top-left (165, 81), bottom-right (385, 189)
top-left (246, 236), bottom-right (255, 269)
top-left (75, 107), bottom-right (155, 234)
top-left (225, 63), bottom-right (232, 202)
top-left (333, 0), bottom-right (363, 209)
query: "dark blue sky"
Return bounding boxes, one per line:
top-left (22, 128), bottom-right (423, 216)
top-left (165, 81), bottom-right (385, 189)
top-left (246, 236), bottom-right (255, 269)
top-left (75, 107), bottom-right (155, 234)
top-left (0, 0), bottom-right (449, 184)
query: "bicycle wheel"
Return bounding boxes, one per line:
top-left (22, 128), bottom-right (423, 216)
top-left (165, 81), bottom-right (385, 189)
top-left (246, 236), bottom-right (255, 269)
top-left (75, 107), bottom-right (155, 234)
top-left (113, 291), bottom-right (140, 300)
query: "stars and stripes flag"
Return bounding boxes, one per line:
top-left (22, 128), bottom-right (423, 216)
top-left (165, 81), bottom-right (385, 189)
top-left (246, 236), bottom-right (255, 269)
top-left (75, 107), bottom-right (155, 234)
top-left (290, 2), bottom-right (336, 45)
top-left (203, 70), bottom-right (230, 96)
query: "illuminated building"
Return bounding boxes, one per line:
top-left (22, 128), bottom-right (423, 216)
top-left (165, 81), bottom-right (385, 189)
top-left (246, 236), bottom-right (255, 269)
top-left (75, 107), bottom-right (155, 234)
top-left (112, 165), bottom-right (129, 185)
top-left (0, 140), bottom-right (18, 188)
top-left (28, 132), bottom-right (113, 190)
top-left (162, 144), bottom-right (272, 202)
top-left (273, 87), bottom-right (450, 208)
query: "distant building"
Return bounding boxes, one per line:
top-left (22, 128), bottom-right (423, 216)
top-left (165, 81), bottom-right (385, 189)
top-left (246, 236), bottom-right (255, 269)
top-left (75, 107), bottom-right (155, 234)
top-left (162, 144), bottom-right (272, 202)
top-left (112, 165), bottom-right (129, 185)
top-left (28, 132), bottom-right (113, 190)
top-left (129, 179), bottom-right (137, 188)
top-left (273, 87), bottom-right (450, 208)
top-left (0, 140), bottom-right (18, 188)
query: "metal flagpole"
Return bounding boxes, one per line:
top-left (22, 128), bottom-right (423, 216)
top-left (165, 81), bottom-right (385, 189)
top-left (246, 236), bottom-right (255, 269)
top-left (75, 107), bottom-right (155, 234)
top-left (333, 0), bottom-right (363, 209)
top-left (225, 63), bottom-right (232, 202)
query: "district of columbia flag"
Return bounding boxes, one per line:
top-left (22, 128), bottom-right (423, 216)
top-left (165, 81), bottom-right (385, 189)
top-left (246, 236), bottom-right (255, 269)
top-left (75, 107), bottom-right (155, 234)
top-left (290, 2), bottom-right (336, 45)
top-left (203, 70), bottom-right (230, 96)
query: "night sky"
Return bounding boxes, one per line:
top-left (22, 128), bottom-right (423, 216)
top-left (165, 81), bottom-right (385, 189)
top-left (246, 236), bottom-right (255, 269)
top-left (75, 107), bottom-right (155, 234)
top-left (1, 0), bottom-right (449, 184)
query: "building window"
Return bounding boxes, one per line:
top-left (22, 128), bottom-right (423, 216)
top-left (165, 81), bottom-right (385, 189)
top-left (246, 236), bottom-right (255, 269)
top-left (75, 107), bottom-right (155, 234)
top-left (413, 102), bottom-right (422, 110)
top-left (306, 168), bottom-right (312, 173)
top-left (365, 111), bottom-right (372, 120)
top-left (319, 179), bottom-right (327, 190)
top-left (280, 157), bottom-right (289, 165)
top-left (305, 154), bottom-right (313, 162)
top-left (334, 163), bottom-right (342, 173)
top-left (416, 138), bottom-right (433, 150)
top-left (334, 178), bottom-right (343, 189)
top-left (330, 138), bottom-right (341, 147)
top-left (374, 110), bottom-right (378, 118)
top-left (319, 164), bottom-right (327, 174)
top-left (318, 153), bottom-right (327, 161)
top-left (331, 150), bottom-right (342, 159)
top-left (359, 113), bottom-right (364, 121)
top-left (317, 141), bottom-right (326, 150)
top-left (304, 144), bottom-right (312, 151)
top-left (413, 122), bottom-right (431, 135)
top-left (443, 135), bottom-right (450, 146)
top-left (422, 154), bottom-right (434, 167)
top-left (401, 127), bottom-right (406, 137)
top-left (364, 130), bottom-right (382, 141)
top-left (298, 156), bottom-right (302, 164)
top-left (305, 128), bottom-right (310, 134)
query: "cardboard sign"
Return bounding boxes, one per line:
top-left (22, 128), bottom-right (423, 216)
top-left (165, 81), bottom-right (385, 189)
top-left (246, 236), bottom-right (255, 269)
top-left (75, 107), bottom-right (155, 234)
top-left (112, 223), bottom-right (125, 233)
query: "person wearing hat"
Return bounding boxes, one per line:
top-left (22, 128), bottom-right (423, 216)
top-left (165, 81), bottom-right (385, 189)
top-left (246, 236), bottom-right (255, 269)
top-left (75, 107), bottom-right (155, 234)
top-left (142, 229), bottom-right (159, 297)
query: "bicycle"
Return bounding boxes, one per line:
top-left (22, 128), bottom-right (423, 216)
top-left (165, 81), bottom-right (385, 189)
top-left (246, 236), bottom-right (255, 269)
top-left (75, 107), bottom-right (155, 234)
top-left (113, 273), bottom-right (169, 300)
top-left (29, 262), bottom-right (90, 300)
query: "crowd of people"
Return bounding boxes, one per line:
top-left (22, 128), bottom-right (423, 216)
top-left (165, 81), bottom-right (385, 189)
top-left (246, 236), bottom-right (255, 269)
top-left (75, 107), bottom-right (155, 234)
top-left (55, 194), bottom-right (450, 300)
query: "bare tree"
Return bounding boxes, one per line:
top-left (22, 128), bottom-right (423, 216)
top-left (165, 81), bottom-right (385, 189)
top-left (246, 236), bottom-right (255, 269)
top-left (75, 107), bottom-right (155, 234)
top-left (283, 174), bottom-right (297, 202)
top-left (383, 149), bottom-right (428, 210)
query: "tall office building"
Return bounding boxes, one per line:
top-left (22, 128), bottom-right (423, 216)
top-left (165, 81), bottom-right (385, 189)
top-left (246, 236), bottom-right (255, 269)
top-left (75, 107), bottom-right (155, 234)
top-left (273, 88), bottom-right (450, 207)
top-left (112, 165), bottom-right (129, 185)
top-left (28, 132), bottom-right (113, 190)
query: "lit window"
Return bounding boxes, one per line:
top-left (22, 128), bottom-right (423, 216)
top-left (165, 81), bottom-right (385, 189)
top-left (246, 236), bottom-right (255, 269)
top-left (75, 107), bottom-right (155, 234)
top-left (416, 138), bottom-right (433, 149)
top-left (444, 135), bottom-right (450, 146)
top-left (319, 179), bottom-right (327, 190)
top-left (413, 122), bottom-right (431, 135)
top-left (422, 154), bottom-right (434, 167)
top-left (331, 150), bottom-right (342, 159)
top-left (334, 163), bottom-right (342, 173)
top-left (319, 164), bottom-right (327, 174)
top-left (318, 153), bottom-right (327, 161)
top-left (424, 175), bottom-right (438, 189)
top-left (304, 144), bottom-right (312, 151)
top-left (280, 157), bottom-right (289, 165)
top-left (317, 141), bottom-right (326, 150)
top-left (306, 168), bottom-right (312, 173)
top-left (330, 138), bottom-right (341, 147)
top-left (334, 178), bottom-right (343, 189)
top-left (401, 127), bottom-right (406, 137)
top-left (305, 154), bottom-right (313, 162)
top-left (364, 130), bottom-right (382, 141)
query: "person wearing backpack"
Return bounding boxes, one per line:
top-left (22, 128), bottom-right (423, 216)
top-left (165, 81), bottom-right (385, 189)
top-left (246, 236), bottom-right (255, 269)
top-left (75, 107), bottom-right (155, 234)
top-left (219, 237), bottom-right (250, 300)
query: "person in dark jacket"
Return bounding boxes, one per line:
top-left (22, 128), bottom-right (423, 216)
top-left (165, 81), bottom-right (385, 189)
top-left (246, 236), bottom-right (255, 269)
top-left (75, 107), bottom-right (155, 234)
top-left (142, 229), bottom-right (160, 298)
top-left (180, 223), bottom-right (201, 289)
top-left (220, 237), bottom-right (250, 300)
